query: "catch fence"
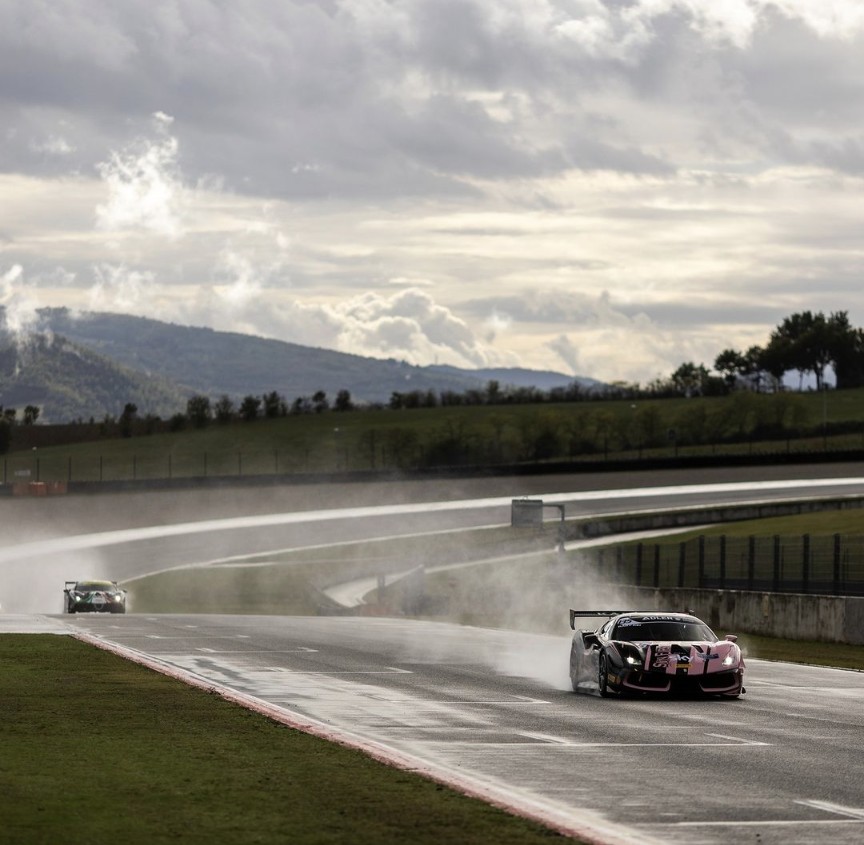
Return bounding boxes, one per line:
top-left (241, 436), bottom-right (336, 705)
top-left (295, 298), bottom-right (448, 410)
top-left (589, 534), bottom-right (864, 597)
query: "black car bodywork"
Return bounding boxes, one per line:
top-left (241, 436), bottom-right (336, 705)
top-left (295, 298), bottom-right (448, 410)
top-left (569, 609), bottom-right (745, 697)
top-left (64, 580), bottom-right (127, 614)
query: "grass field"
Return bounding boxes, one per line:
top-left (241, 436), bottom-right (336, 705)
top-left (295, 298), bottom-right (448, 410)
top-left (629, 508), bottom-right (864, 542)
top-left (0, 635), bottom-right (570, 845)
top-left (7, 387), bottom-right (864, 482)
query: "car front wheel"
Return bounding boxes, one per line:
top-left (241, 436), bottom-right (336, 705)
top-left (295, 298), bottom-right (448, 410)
top-left (598, 652), bottom-right (610, 697)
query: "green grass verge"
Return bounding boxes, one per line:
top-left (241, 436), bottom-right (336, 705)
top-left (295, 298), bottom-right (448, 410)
top-left (0, 635), bottom-right (569, 845)
top-left (636, 508), bottom-right (864, 542)
top-left (734, 633), bottom-right (864, 670)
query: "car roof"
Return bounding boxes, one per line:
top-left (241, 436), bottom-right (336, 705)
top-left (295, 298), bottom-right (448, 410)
top-left (75, 580), bottom-right (117, 588)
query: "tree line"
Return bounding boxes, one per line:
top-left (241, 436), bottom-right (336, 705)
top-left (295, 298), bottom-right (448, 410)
top-left (672, 310), bottom-right (863, 398)
top-left (3, 309), bottom-right (863, 448)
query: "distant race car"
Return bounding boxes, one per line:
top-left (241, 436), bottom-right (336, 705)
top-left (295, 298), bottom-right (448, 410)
top-left (569, 609), bottom-right (745, 698)
top-left (64, 580), bottom-right (127, 614)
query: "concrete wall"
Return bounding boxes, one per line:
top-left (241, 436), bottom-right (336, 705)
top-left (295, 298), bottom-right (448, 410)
top-left (618, 585), bottom-right (864, 645)
top-left (556, 494), bottom-right (864, 644)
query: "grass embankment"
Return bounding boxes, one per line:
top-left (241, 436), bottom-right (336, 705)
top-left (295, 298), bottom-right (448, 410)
top-left (0, 636), bottom-right (568, 845)
top-left (7, 386), bottom-right (864, 482)
top-left (640, 508), bottom-right (864, 541)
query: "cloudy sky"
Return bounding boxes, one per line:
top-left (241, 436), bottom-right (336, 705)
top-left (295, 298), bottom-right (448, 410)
top-left (2, 1), bottom-right (864, 384)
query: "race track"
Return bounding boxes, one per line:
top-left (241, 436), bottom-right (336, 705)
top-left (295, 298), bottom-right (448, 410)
top-left (61, 613), bottom-right (864, 845)
top-left (4, 464), bottom-right (864, 613)
top-left (5, 465), bottom-right (864, 843)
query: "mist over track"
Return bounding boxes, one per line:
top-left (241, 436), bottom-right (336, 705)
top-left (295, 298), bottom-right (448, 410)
top-left (4, 462), bottom-right (864, 615)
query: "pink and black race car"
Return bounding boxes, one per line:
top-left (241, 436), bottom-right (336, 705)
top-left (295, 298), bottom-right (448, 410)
top-left (569, 610), bottom-right (745, 698)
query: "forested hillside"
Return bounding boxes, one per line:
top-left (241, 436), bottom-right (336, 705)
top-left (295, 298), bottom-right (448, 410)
top-left (0, 333), bottom-right (185, 422)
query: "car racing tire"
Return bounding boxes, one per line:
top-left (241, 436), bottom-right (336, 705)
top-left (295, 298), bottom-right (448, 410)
top-left (598, 652), bottom-right (610, 698)
top-left (569, 647), bottom-right (581, 692)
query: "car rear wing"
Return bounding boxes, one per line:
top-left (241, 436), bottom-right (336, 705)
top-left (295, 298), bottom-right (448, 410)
top-left (569, 609), bottom-right (627, 630)
top-left (64, 581), bottom-right (76, 591)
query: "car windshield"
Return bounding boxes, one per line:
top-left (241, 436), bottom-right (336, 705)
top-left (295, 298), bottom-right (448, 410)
top-left (612, 619), bottom-right (715, 642)
top-left (76, 583), bottom-right (115, 592)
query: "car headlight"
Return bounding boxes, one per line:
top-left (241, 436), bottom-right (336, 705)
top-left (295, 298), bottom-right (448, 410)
top-left (73, 595), bottom-right (81, 602)
top-left (722, 652), bottom-right (737, 666)
top-left (616, 643), bottom-right (643, 667)
top-left (113, 595), bottom-right (122, 602)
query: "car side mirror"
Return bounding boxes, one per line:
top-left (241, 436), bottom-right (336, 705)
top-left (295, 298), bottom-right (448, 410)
top-left (724, 634), bottom-right (738, 642)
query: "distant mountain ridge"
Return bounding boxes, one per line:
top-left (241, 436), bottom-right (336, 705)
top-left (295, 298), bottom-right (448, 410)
top-left (0, 308), bottom-right (599, 421)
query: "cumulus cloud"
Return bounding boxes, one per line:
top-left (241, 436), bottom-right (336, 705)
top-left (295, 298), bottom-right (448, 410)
top-left (0, 264), bottom-right (46, 343)
top-left (88, 264), bottom-right (153, 312)
top-left (30, 135), bottom-right (75, 156)
top-left (328, 288), bottom-right (493, 367)
top-left (95, 113), bottom-right (184, 236)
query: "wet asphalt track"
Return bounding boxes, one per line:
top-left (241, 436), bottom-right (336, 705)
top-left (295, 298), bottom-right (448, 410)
top-left (5, 464), bottom-right (864, 842)
top-left (60, 613), bottom-right (864, 845)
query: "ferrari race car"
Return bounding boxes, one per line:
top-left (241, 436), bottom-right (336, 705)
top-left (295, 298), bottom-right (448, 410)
top-left (64, 580), bottom-right (127, 614)
top-left (569, 609), bottom-right (745, 697)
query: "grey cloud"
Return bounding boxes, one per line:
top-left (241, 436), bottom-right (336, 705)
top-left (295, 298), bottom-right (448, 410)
top-left (461, 290), bottom-right (623, 325)
top-left (0, 0), bottom-right (689, 200)
top-left (562, 134), bottom-right (674, 174)
top-left (461, 289), bottom-right (788, 335)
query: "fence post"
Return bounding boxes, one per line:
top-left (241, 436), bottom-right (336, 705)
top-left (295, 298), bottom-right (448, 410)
top-left (802, 533), bottom-right (810, 593)
top-left (698, 535), bottom-right (705, 588)
top-left (747, 535), bottom-right (755, 591)
top-left (719, 535), bottom-right (726, 589)
top-left (833, 533), bottom-right (841, 595)
top-left (773, 535), bottom-right (781, 592)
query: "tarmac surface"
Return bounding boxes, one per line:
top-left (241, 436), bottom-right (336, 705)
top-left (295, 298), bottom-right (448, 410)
top-left (5, 464), bottom-right (864, 842)
top-left (53, 612), bottom-right (864, 845)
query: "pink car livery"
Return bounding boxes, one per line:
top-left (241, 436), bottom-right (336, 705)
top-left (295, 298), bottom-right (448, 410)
top-left (569, 610), bottom-right (745, 698)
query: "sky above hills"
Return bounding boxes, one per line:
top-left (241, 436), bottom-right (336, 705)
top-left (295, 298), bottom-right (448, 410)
top-left (2, 1), bottom-right (864, 385)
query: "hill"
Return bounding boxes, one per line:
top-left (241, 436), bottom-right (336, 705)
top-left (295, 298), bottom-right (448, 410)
top-left (0, 332), bottom-right (186, 422)
top-left (0, 308), bottom-right (595, 421)
top-left (37, 308), bottom-right (589, 401)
